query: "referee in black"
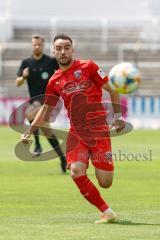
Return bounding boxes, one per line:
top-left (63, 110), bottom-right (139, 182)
top-left (16, 35), bottom-right (66, 173)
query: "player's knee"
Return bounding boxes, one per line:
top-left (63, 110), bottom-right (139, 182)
top-left (98, 180), bottom-right (112, 189)
top-left (70, 164), bottom-right (86, 179)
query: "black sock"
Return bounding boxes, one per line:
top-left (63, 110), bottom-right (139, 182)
top-left (34, 129), bottom-right (40, 146)
top-left (47, 135), bottom-right (63, 156)
top-left (47, 135), bottom-right (66, 172)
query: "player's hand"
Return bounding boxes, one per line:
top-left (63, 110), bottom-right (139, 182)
top-left (114, 119), bottom-right (125, 133)
top-left (110, 119), bottom-right (125, 133)
top-left (21, 130), bottom-right (31, 145)
top-left (22, 68), bottom-right (29, 79)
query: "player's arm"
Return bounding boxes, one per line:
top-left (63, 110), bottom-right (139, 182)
top-left (21, 104), bottom-right (54, 144)
top-left (89, 60), bottom-right (125, 132)
top-left (103, 82), bottom-right (125, 133)
top-left (103, 82), bottom-right (121, 114)
top-left (16, 67), bottom-right (29, 86)
top-left (21, 77), bottom-right (60, 144)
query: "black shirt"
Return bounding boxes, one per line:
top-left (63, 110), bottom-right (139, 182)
top-left (17, 54), bottom-right (59, 98)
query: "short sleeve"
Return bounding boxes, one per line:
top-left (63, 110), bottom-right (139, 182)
top-left (89, 61), bottom-right (108, 86)
top-left (16, 60), bottom-right (27, 77)
top-left (44, 79), bottom-right (60, 107)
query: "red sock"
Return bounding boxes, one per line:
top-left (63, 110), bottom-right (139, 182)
top-left (73, 175), bottom-right (109, 212)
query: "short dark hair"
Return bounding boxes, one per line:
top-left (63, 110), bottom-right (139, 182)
top-left (53, 34), bottom-right (72, 44)
top-left (32, 35), bottom-right (44, 42)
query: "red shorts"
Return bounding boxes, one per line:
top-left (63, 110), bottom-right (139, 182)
top-left (66, 131), bottom-right (114, 171)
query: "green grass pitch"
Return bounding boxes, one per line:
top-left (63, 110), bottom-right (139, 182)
top-left (0, 126), bottom-right (159, 240)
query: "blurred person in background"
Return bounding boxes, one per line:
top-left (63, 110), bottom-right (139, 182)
top-left (16, 35), bottom-right (66, 173)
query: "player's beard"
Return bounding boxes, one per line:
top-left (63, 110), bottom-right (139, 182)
top-left (58, 56), bottom-right (72, 66)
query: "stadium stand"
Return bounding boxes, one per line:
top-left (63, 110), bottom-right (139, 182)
top-left (0, 24), bottom-right (160, 98)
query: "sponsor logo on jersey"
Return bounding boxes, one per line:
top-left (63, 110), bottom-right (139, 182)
top-left (41, 72), bottom-right (49, 80)
top-left (74, 70), bottom-right (82, 79)
top-left (97, 68), bottom-right (106, 79)
top-left (63, 80), bottom-right (92, 94)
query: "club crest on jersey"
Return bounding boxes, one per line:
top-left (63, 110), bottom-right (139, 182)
top-left (74, 70), bottom-right (82, 79)
top-left (105, 152), bottom-right (112, 160)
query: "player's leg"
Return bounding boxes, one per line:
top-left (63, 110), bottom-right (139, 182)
top-left (95, 168), bottom-right (113, 189)
top-left (47, 134), bottom-right (66, 173)
top-left (71, 161), bottom-right (110, 213)
top-left (91, 137), bottom-right (114, 188)
top-left (25, 101), bottom-right (42, 156)
top-left (93, 168), bottom-right (117, 223)
top-left (70, 161), bottom-right (87, 178)
top-left (41, 126), bottom-right (66, 173)
top-left (67, 136), bottom-right (110, 219)
top-left (90, 139), bottom-right (118, 223)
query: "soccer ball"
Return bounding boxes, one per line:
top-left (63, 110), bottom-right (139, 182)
top-left (108, 62), bottom-right (141, 94)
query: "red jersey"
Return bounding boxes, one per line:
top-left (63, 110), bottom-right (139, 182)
top-left (45, 60), bottom-right (113, 168)
top-left (45, 60), bottom-right (109, 142)
top-left (45, 60), bottom-right (108, 110)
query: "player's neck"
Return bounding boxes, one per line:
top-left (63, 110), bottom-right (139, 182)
top-left (59, 60), bottom-right (74, 72)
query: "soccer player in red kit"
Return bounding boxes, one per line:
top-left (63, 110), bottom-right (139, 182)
top-left (21, 34), bottom-right (125, 223)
